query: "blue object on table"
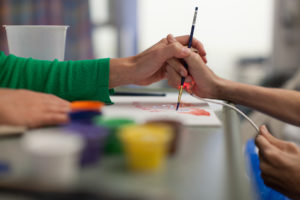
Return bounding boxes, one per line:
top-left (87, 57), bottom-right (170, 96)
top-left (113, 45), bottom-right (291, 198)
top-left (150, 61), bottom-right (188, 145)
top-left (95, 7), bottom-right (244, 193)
top-left (69, 110), bottom-right (101, 124)
top-left (64, 123), bottom-right (108, 166)
top-left (0, 162), bottom-right (10, 173)
top-left (245, 139), bottom-right (291, 200)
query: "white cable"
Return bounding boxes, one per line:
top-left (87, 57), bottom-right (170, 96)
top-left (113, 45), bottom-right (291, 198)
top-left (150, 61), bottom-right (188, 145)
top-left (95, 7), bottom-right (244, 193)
top-left (191, 94), bottom-right (259, 133)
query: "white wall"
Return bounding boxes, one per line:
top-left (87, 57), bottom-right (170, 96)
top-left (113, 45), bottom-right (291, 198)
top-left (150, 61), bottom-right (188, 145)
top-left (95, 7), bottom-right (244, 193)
top-left (138, 0), bottom-right (274, 80)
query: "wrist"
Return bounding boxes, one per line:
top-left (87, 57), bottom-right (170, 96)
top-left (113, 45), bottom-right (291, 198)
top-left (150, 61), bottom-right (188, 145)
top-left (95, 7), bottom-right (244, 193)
top-left (213, 77), bottom-right (232, 100)
top-left (109, 57), bottom-right (136, 88)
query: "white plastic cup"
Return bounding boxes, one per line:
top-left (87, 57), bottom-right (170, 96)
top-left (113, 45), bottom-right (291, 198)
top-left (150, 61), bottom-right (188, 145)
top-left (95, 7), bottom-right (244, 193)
top-left (22, 129), bottom-right (83, 187)
top-left (3, 25), bottom-right (68, 61)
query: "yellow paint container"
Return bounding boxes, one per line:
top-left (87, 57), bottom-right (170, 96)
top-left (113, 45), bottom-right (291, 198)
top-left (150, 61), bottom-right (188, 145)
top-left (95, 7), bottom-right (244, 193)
top-left (119, 124), bottom-right (172, 172)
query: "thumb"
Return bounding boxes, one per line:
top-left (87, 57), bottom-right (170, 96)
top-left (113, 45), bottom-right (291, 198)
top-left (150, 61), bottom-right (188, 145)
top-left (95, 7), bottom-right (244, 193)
top-left (260, 125), bottom-right (286, 150)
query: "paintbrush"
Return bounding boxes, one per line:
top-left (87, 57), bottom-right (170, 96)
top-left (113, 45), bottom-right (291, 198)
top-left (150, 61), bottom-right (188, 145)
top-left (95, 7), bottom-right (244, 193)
top-left (176, 7), bottom-right (198, 111)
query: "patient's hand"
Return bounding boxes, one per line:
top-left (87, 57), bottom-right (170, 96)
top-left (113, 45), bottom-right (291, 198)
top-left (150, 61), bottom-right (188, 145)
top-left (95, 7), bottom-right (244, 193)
top-left (255, 125), bottom-right (300, 199)
top-left (0, 89), bottom-right (70, 128)
top-left (165, 35), bottom-right (222, 99)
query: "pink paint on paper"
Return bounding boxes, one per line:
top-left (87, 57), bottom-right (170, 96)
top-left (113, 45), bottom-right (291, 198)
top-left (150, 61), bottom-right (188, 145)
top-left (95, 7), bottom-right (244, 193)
top-left (181, 108), bottom-right (210, 116)
top-left (132, 102), bottom-right (210, 116)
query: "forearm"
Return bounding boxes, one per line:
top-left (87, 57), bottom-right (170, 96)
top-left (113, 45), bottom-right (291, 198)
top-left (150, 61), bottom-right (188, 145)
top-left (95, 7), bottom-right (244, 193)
top-left (109, 57), bottom-right (136, 88)
top-left (217, 79), bottom-right (300, 126)
top-left (0, 52), bottom-right (112, 103)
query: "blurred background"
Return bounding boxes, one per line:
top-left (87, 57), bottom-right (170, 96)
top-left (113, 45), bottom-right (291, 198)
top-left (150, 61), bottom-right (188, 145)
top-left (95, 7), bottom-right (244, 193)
top-left (1, 0), bottom-right (300, 90)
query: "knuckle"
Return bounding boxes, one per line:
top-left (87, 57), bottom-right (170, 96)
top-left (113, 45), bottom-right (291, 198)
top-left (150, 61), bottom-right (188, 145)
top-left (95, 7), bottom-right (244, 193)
top-left (255, 135), bottom-right (262, 145)
top-left (287, 143), bottom-right (298, 152)
top-left (160, 38), bottom-right (168, 44)
top-left (264, 149), bottom-right (276, 159)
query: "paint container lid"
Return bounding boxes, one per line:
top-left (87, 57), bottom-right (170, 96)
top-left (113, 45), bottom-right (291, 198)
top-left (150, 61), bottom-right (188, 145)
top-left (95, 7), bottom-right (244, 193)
top-left (94, 117), bottom-right (135, 129)
top-left (71, 101), bottom-right (104, 111)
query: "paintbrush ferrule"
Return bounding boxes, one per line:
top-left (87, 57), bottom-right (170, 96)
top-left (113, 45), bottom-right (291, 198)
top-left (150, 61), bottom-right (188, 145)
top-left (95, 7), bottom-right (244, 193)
top-left (176, 86), bottom-right (184, 111)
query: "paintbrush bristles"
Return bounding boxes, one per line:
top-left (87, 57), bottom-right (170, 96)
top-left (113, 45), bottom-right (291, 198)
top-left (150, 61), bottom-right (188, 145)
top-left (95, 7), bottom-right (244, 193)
top-left (176, 86), bottom-right (184, 111)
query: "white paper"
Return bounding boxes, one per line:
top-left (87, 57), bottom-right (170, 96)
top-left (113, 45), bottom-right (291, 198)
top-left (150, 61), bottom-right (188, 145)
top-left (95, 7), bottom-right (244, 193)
top-left (103, 93), bottom-right (221, 126)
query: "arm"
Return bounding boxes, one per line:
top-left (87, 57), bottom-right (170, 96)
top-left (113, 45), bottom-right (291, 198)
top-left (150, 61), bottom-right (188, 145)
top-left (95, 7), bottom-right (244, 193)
top-left (218, 80), bottom-right (300, 126)
top-left (0, 34), bottom-right (206, 103)
top-left (0, 52), bottom-right (113, 103)
top-left (165, 36), bottom-right (300, 126)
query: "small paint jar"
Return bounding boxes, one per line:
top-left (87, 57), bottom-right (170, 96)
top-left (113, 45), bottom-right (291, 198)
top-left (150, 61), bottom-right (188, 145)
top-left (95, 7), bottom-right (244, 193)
top-left (69, 110), bottom-right (101, 124)
top-left (22, 129), bottom-right (83, 187)
top-left (94, 117), bottom-right (135, 155)
top-left (63, 123), bottom-right (109, 166)
top-left (119, 124), bottom-right (172, 172)
top-left (145, 119), bottom-right (183, 156)
top-left (69, 101), bottom-right (104, 124)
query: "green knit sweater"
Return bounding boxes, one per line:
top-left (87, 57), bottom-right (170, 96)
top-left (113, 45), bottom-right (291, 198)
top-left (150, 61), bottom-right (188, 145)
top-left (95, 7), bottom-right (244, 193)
top-left (0, 52), bottom-right (113, 104)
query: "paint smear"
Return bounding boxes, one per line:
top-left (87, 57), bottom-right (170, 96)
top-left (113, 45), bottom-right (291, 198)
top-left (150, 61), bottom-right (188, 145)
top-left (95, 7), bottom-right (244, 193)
top-left (133, 102), bottom-right (198, 112)
top-left (181, 108), bottom-right (210, 116)
top-left (132, 102), bottom-right (210, 116)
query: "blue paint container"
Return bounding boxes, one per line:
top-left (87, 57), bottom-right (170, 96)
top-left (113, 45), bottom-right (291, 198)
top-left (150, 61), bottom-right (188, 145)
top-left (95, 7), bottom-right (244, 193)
top-left (69, 110), bottom-right (101, 124)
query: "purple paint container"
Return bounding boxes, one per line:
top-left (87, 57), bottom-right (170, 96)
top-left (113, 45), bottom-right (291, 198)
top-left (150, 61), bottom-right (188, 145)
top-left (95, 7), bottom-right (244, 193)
top-left (64, 123), bottom-right (108, 166)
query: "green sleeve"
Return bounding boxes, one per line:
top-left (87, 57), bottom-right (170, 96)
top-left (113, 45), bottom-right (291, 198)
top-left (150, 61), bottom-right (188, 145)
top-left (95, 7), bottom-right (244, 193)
top-left (0, 52), bottom-right (113, 104)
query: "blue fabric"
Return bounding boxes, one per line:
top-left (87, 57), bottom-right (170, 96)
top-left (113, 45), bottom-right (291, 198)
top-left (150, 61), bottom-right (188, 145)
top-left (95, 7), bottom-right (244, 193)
top-left (245, 139), bottom-right (291, 200)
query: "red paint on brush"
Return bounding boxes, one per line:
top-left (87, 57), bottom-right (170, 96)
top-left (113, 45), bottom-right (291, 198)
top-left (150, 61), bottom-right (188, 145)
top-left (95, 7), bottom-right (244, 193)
top-left (183, 82), bottom-right (192, 89)
top-left (181, 108), bottom-right (210, 116)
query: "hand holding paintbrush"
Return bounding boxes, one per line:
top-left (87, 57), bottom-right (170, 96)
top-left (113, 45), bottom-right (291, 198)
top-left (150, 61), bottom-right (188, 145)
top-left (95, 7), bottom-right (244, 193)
top-left (175, 7), bottom-right (199, 110)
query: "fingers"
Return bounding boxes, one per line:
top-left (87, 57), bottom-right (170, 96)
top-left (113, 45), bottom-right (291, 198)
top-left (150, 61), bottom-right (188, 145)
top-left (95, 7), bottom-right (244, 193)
top-left (255, 134), bottom-right (273, 153)
top-left (260, 125), bottom-right (283, 146)
top-left (171, 34), bottom-right (206, 55)
top-left (167, 59), bottom-right (188, 77)
top-left (255, 135), bottom-right (282, 165)
top-left (27, 113), bottom-right (69, 128)
top-left (47, 94), bottom-right (70, 107)
top-left (159, 42), bottom-right (191, 61)
top-left (166, 65), bottom-right (182, 89)
top-left (44, 94), bottom-right (71, 114)
top-left (261, 172), bottom-right (285, 191)
top-left (167, 34), bottom-right (207, 63)
top-left (184, 50), bottom-right (206, 67)
top-left (47, 104), bottom-right (71, 114)
top-left (259, 160), bottom-right (279, 177)
top-left (43, 113), bottom-right (69, 126)
top-left (260, 125), bottom-right (299, 153)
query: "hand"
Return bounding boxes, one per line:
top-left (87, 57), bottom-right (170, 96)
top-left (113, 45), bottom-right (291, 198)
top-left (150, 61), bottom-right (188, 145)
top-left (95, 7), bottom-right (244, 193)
top-left (255, 125), bottom-right (300, 199)
top-left (0, 89), bottom-right (70, 128)
top-left (109, 34), bottom-right (207, 87)
top-left (165, 35), bottom-right (222, 99)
